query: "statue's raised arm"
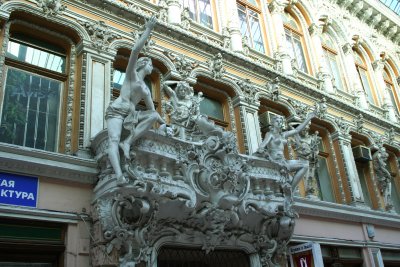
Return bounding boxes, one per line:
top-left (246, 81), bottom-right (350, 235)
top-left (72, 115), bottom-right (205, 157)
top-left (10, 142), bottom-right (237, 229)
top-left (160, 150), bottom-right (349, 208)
top-left (125, 16), bottom-right (157, 82)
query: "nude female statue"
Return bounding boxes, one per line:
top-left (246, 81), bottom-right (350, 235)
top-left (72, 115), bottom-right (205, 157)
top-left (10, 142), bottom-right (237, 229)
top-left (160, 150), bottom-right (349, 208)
top-left (106, 16), bottom-right (164, 184)
top-left (256, 112), bottom-right (316, 189)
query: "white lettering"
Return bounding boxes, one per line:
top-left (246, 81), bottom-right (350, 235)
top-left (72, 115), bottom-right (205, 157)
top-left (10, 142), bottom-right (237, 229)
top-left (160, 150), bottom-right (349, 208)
top-left (27, 193), bottom-right (34, 200)
top-left (22, 192), bottom-right (28, 199)
top-left (1, 189), bottom-right (7, 197)
top-left (15, 191), bottom-right (22, 198)
top-left (300, 257), bottom-right (308, 267)
top-left (0, 179), bottom-right (15, 188)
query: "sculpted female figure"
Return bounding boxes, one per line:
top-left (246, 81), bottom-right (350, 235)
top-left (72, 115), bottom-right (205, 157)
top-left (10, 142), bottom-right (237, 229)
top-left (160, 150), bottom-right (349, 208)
top-left (106, 16), bottom-right (164, 184)
top-left (257, 112), bottom-right (316, 189)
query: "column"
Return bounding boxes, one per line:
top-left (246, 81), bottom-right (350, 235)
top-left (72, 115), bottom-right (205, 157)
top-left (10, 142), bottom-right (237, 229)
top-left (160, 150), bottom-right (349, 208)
top-left (309, 23), bottom-right (335, 94)
top-left (232, 97), bottom-right (261, 154)
top-left (226, 0), bottom-right (243, 52)
top-left (268, 0), bottom-right (292, 75)
top-left (167, 0), bottom-right (182, 24)
top-left (372, 59), bottom-right (398, 122)
top-left (342, 43), bottom-right (369, 110)
top-left (331, 131), bottom-right (367, 207)
top-left (77, 41), bottom-right (116, 148)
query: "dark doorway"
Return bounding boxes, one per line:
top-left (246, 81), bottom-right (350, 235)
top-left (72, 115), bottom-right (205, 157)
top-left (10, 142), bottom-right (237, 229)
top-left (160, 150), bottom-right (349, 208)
top-left (157, 247), bottom-right (250, 267)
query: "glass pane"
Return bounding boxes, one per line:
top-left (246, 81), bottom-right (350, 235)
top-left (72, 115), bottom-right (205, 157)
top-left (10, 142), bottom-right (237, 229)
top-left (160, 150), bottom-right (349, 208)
top-left (285, 31), bottom-right (295, 59)
top-left (391, 179), bottom-right (400, 213)
top-left (358, 68), bottom-right (374, 104)
top-left (293, 36), bottom-right (307, 72)
top-left (112, 69), bottom-right (126, 90)
top-left (198, 0), bottom-right (213, 28)
top-left (0, 68), bottom-right (61, 152)
top-left (200, 96), bottom-right (224, 120)
top-left (356, 165), bottom-right (372, 207)
top-left (328, 53), bottom-right (344, 90)
top-left (237, 4), bottom-right (249, 39)
top-left (387, 84), bottom-right (400, 115)
top-left (248, 11), bottom-right (264, 53)
top-left (317, 157), bottom-right (335, 202)
top-left (6, 40), bottom-right (66, 73)
top-left (183, 0), bottom-right (197, 20)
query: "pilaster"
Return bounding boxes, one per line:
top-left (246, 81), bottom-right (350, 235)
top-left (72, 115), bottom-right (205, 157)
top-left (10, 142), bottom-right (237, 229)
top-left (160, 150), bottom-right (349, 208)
top-left (227, 0), bottom-right (243, 52)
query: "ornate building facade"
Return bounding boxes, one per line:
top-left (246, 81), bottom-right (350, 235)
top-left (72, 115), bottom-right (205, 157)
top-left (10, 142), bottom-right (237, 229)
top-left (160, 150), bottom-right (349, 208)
top-left (0, 0), bottom-right (399, 266)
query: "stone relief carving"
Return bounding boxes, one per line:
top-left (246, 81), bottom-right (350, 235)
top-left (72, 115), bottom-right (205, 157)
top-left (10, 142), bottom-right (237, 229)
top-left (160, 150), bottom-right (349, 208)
top-left (265, 77), bottom-right (280, 102)
top-left (207, 53), bottom-right (226, 79)
top-left (157, 0), bottom-right (168, 22)
top-left (222, 27), bottom-right (231, 49)
top-left (79, 20), bottom-right (121, 52)
top-left (132, 25), bottom-right (156, 55)
top-left (37, 0), bottom-right (67, 16)
top-left (164, 51), bottom-right (199, 79)
top-left (242, 36), bottom-right (250, 56)
top-left (181, 7), bottom-right (191, 30)
top-left (372, 146), bottom-right (393, 212)
top-left (334, 117), bottom-right (351, 137)
top-left (237, 78), bottom-right (257, 104)
top-left (385, 128), bottom-right (395, 145)
top-left (353, 114), bottom-right (364, 133)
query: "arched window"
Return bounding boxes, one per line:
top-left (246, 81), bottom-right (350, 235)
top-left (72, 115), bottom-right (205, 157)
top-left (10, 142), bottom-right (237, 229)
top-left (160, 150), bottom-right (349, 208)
top-left (183, 0), bottom-right (214, 29)
top-left (321, 33), bottom-right (346, 91)
top-left (237, 0), bottom-right (265, 53)
top-left (383, 67), bottom-right (400, 116)
top-left (0, 29), bottom-right (68, 152)
top-left (354, 50), bottom-right (376, 105)
top-left (282, 12), bottom-right (307, 73)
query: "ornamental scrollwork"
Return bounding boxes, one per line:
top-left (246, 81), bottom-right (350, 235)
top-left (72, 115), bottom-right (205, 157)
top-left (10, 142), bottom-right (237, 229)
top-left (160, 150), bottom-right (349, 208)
top-left (37, 0), bottom-right (67, 16)
top-left (237, 78), bottom-right (258, 104)
top-left (79, 20), bottom-right (121, 52)
top-left (164, 51), bottom-right (199, 79)
top-left (265, 77), bottom-right (280, 102)
top-left (207, 53), bottom-right (226, 79)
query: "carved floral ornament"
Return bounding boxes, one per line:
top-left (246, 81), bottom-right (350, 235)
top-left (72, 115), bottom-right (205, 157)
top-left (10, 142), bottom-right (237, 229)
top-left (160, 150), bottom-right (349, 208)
top-left (78, 20), bottom-right (121, 52)
top-left (207, 53), bottom-right (226, 79)
top-left (164, 51), bottom-right (199, 79)
top-left (36, 0), bottom-right (67, 16)
top-left (236, 78), bottom-right (258, 104)
top-left (91, 128), bottom-right (297, 266)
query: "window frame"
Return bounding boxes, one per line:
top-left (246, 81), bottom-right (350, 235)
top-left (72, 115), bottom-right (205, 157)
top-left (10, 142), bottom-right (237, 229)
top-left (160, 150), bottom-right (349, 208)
top-left (237, 0), bottom-right (266, 54)
top-left (383, 67), bottom-right (400, 116)
top-left (182, 0), bottom-right (215, 29)
top-left (0, 35), bottom-right (68, 152)
top-left (322, 42), bottom-right (346, 92)
top-left (283, 15), bottom-right (308, 73)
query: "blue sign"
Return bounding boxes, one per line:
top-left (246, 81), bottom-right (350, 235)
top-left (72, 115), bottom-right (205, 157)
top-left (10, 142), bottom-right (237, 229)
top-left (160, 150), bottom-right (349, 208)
top-left (0, 172), bottom-right (38, 208)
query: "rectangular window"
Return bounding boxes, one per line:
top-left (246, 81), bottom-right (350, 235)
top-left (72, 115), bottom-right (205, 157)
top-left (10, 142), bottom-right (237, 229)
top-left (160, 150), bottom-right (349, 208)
top-left (285, 29), bottom-right (307, 72)
top-left (183, 0), bottom-right (213, 29)
top-left (7, 40), bottom-right (66, 73)
top-left (237, 3), bottom-right (265, 53)
top-left (357, 67), bottom-right (375, 104)
top-left (0, 68), bottom-right (62, 152)
top-left (324, 50), bottom-right (344, 91)
top-left (200, 96), bottom-right (224, 121)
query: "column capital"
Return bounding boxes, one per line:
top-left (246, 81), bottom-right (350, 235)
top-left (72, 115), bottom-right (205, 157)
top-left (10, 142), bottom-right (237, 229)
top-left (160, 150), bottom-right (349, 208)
top-left (308, 23), bottom-right (323, 36)
top-left (342, 43), bottom-right (353, 55)
top-left (268, 0), bottom-right (285, 14)
top-left (372, 59), bottom-right (385, 71)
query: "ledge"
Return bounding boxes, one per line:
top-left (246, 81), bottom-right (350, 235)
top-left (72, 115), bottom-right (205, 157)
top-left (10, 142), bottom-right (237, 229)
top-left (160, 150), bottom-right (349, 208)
top-left (0, 143), bottom-right (98, 184)
top-left (294, 197), bottom-right (400, 228)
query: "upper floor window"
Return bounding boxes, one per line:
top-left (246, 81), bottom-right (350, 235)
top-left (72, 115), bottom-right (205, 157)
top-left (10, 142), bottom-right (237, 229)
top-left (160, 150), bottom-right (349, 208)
top-left (354, 51), bottom-right (376, 105)
top-left (383, 67), bottom-right (400, 116)
top-left (321, 33), bottom-right (346, 91)
top-left (237, 1), bottom-right (265, 53)
top-left (183, 0), bottom-right (213, 29)
top-left (0, 35), bottom-right (67, 152)
top-left (283, 12), bottom-right (307, 73)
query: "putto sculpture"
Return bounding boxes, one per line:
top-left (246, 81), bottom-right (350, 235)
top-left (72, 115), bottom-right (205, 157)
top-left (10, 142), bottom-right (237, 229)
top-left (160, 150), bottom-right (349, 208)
top-left (105, 16), bottom-right (164, 185)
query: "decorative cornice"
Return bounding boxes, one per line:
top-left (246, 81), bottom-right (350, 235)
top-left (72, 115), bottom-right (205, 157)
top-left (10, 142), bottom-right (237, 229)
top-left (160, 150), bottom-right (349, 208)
top-left (0, 143), bottom-right (97, 184)
top-left (294, 197), bottom-right (400, 228)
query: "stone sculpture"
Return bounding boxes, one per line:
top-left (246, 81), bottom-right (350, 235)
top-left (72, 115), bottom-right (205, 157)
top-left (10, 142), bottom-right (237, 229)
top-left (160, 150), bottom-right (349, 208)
top-left (105, 16), bottom-right (164, 185)
top-left (373, 146), bottom-right (393, 211)
top-left (162, 80), bottom-right (229, 140)
top-left (256, 111), bottom-right (316, 189)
